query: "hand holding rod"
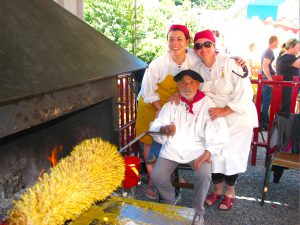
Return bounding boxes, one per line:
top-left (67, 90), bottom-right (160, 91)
top-left (118, 131), bottom-right (161, 154)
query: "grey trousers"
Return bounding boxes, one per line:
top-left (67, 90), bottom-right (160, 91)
top-left (152, 156), bottom-right (211, 216)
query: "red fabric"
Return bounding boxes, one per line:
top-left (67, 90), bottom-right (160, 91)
top-left (263, 19), bottom-right (300, 34)
top-left (194, 29), bottom-right (216, 44)
top-left (168, 24), bottom-right (190, 40)
top-left (180, 90), bottom-right (205, 114)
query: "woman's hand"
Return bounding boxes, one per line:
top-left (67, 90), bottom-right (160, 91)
top-left (232, 56), bottom-right (246, 67)
top-left (208, 106), bottom-right (233, 120)
top-left (152, 100), bottom-right (162, 118)
top-left (169, 92), bottom-right (180, 105)
top-left (193, 150), bottom-right (211, 170)
top-left (155, 109), bottom-right (161, 118)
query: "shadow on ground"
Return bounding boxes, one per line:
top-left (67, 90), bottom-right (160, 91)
top-left (133, 147), bottom-right (300, 225)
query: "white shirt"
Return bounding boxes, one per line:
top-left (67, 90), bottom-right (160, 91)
top-left (138, 49), bottom-right (199, 103)
top-left (149, 96), bottom-right (229, 164)
top-left (194, 53), bottom-right (258, 128)
top-left (193, 53), bottom-right (258, 174)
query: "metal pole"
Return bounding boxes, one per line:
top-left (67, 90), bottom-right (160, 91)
top-left (134, 0), bottom-right (137, 55)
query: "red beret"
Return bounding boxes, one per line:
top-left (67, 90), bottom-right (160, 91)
top-left (194, 29), bottom-right (216, 44)
top-left (168, 24), bottom-right (190, 41)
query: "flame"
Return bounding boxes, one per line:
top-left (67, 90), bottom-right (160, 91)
top-left (48, 145), bottom-right (63, 167)
top-left (38, 145), bottom-right (63, 181)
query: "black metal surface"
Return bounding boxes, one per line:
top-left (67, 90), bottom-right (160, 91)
top-left (0, 0), bottom-right (147, 138)
top-left (0, 77), bottom-right (118, 138)
top-left (0, 0), bottom-right (147, 105)
top-left (0, 97), bottom-right (119, 187)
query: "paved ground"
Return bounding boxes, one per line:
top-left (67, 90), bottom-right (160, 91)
top-left (132, 146), bottom-right (300, 225)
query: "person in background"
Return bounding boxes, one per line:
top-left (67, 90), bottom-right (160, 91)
top-left (192, 29), bottom-right (258, 210)
top-left (260, 36), bottom-right (279, 130)
top-left (295, 94), bottom-right (300, 114)
top-left (135, 24), bottom-right (198, 199)
top-left (247, 42), bottom-right (261, 103)
top-left (248, 42), bottom-right (261, 78)
top-left (151, 69), bottom-right (229, 225)
top-left (276, 38), bottom-right (300, 113)
top-left (132, 68), bottom-right (147, 96)
top-left (272, 38), bottom-right (300, 183)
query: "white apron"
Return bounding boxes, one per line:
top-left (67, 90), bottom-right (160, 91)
top-left (194, 54), bottom-right (258, 175)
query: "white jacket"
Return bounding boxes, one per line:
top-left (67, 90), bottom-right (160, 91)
top-left (150, 96), bottom-right (229, 164)
top-left (193, 53), bottom-right (258, 174)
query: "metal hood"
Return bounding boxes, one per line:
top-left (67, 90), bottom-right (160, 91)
top-left (0, 0), bottom-right (147, 138)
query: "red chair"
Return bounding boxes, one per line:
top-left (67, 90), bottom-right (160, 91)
top-left (251, 75), bottom-right (300, 166)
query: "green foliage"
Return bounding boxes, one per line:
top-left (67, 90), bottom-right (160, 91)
top-left (192, 0), bottom-right (235, 10)
top-left (174, 0), bottom-right (183, 6)
top-left (84, 0), bottom-right (235, 63)
top-left (84, 0), bottom-right (144, 55)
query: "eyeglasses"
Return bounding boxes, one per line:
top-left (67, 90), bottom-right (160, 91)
top-left (194, 41), bottom-right (213, 50)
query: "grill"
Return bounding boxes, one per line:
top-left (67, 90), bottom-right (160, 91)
top-left (0, 0), bottom-right (146, 195)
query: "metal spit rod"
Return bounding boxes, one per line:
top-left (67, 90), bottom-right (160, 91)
top-left (118, 131), bottom-right (162, 154)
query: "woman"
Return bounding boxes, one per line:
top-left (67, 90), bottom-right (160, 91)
top-left (272, 39), bottom-right (300, 183)
top-left (135, 24), bottom-right (198, 199)
top-left (276, 38), bottom-right (300, 113)
top-left (192, 30), bottom-right (258, 210)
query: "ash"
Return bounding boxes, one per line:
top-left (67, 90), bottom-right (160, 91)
top-left (0, 175), bottom-right (27, 221)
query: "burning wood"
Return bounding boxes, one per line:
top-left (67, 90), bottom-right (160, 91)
top-left (7, 138), bottom-right (125, 225)
top-left (37, 169), bottom-right (45, 182)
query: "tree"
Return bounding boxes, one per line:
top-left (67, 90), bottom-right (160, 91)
top-left (84, 0), bottom-right (236, 63)
top-left (84, 0), bottom-right (177, 63)
top-left (192, 0), bottom-right (235, 10)
top-left (84, 0), bottom-right (144, 56)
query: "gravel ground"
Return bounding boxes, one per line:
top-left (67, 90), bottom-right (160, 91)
top-left (1, 145), bottom-right (299, 224)
top-left (135, 146), bottom-right (300, 225)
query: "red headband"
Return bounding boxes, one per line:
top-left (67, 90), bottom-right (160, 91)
top-left (194, 29), bottom-right (216, 44)
top-left (168, 24), bottom-right (190, 41)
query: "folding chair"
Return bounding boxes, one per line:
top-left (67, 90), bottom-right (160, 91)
top-left (261, 112), bottom-right (300, 206)
top-left (172, 164), bottom-right (194, 190)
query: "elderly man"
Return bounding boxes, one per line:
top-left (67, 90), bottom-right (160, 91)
top-left (150, 69), bottom-right (229, 225)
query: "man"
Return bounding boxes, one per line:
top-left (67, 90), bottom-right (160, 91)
top-left (150, 69), bottom-right (229, 225)
top-left (260, 35), bottom-right (279, 130)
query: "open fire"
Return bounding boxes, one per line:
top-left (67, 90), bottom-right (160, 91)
top-left (0, 0), bottom-right (146, 222)
top-left (0, 99), bottom-right (120, 221)
top-left (48, 145), bottom-right (63, 167)
top-left (6, 138), bottom-right (125, 225)
top-left (38, 145), bottom-right (63, 181)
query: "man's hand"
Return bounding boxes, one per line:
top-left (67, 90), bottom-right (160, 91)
top-left (193, 150), bottom-right (211, 170)
top-left (262, 58), bottom-right (273, 81)
top-left (159, 124), bottom-right (176, 136)
top-left (208, 106), bottom-right (233, 120)
top-left (169, 92), bottom-right (180, 105)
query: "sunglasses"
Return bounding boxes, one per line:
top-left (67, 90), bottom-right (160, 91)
top-left (194, 41), bottom-right (213, 50)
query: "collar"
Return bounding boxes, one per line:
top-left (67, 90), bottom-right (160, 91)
top-left (180, 90), bottom-right (205, 114)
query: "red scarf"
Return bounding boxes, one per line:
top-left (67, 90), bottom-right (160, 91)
top-left (180, 90), bottom-right (205, 114)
